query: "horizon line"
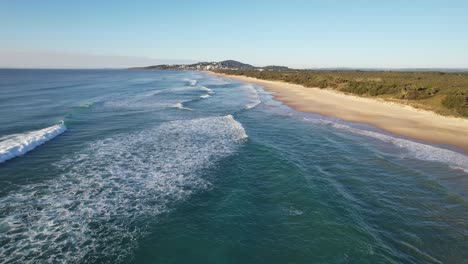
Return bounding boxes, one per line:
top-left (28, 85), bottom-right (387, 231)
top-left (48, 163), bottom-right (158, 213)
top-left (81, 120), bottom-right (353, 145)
top-left (1, 66), bottom-right (468, 72)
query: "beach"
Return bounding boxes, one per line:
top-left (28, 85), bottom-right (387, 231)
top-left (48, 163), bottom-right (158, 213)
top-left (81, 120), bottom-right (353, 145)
top-left (1, 69), bottom-right (467, 263)
top-left (212, 72), bottom-right (468, 153)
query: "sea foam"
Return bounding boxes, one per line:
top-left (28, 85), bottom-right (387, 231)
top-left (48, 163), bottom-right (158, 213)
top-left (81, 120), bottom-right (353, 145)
top-left (199, 86), bottom-right (214, 94)
top-left (174, 102), bottom-right (193, 111)
top-left (0, 115), bottom-right (247, 263)
top-left (304, 117), bottom-right (468, 172)
top-left (241, 84), bottom-right (261, 109)
top-left (183, 78), bottom-right (198, 86)
top-left (0, 122), bottom-right (66, 163)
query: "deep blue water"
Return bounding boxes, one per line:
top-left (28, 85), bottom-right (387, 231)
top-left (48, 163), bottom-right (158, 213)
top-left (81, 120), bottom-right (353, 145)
top-left (0, 69), bottom-right (467, 263)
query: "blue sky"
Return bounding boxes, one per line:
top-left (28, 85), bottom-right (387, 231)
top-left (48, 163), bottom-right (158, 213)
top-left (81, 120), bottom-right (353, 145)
top-left (1, 0), bottom-right (468, 68)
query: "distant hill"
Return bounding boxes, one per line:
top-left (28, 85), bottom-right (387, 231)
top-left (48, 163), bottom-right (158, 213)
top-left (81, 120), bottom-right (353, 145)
top-left (130, 60), bottom-right (288, 71)
top-left (216, 60), bottom-right (255, 69)
top-left (130, 60), bottom-right (467, 73)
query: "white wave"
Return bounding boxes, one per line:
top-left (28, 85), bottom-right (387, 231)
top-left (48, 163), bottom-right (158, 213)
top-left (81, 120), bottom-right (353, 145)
top-left (174, 102), bottom-right (192, 111)
top-left (0, 115), bottom-right (247, 263)
top-left (241, 84), bottom-right (261, 109)
top-left (245, 99), bottom-right (261, 109)
top-left (199, 86), bottom-right (214, 94)
top-left (200, 94), bottom-right (211, 99)
top-left (104, 96), bottom-right (195, 111)
top-left (304, 117), bottom-right (468, 172)
top-left (183, 78), bottom-right (198, 86)
top-left (0, 122), bottom-right (66, 163)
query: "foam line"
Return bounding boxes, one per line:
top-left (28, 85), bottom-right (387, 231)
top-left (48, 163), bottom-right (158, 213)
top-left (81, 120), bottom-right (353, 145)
top-left (241, 84), bottom-right (261, 109)
top-left (245, 99), bottom-right (261, 109)
top-left (199, 86), bottom-right (214, 94)
top-left (304, 117), bottom-right (468, 172)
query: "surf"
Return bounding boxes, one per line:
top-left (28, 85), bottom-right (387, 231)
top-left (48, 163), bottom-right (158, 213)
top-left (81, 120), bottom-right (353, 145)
top-left (174, 102), bottom-right (193, 111)
top-left (303, 117), bottom-right (468, 172)
top-left (240, 84), bottom-right (261, 109)
top-left (199, 86), bottom-right (214, 94)
top-left (0, 122), bottom-right (66, 163)
top-left (0, 115), bottom-right (247, 263)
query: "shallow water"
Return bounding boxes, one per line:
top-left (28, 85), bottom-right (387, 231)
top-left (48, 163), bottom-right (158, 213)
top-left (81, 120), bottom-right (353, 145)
top-left (0, 69), bottom-right (467, 263)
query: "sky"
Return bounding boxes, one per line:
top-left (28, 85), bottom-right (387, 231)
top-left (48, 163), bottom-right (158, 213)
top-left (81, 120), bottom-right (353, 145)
top-left (1, 0), bottom-right (468, 69)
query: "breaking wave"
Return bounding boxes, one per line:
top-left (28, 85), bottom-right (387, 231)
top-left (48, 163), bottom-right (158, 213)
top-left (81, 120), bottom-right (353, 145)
top-left (0, 122), bottom-right (66, 163)
top-left (240, 84), bottom-right (261, 109)
top-left (199, 86), bottom-right (214, 94)
top-left (304, 117), bottom-right (468, 172)
top-left (245, 99), bottom-right (261, 109)
top-left (200, 94), bottom-right (211, 99)
top-left (183, 79), bottom-right (198, 86)
top-left (174, 102), bottom-right (192, 111)
top-left (0, 115), bottom-right (247, 263)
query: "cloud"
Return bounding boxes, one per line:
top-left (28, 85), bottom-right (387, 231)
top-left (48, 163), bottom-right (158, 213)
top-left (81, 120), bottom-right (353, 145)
top-left (0, 50), bottom-right (195, 69)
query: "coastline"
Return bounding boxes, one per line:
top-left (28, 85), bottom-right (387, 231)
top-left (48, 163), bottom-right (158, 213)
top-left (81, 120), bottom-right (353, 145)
top-left (211, 72), bottom-right (468, 153)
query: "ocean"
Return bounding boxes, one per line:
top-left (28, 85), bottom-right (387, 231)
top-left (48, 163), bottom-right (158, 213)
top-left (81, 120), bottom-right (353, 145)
top-left (0, 69), bottom-right (467, 263)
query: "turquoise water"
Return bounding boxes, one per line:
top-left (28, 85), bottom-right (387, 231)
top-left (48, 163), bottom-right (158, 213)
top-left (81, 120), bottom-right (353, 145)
top-left (0, 69), bottom-right (467, 263)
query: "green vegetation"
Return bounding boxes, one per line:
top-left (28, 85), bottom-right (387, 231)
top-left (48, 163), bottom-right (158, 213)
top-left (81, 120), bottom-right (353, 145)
top-left (442, 90), bottom-right (468, 116)
top-left (217, 69), bottom-right (468, 117)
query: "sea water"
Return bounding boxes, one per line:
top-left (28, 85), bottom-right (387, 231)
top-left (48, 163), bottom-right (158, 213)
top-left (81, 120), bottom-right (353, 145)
top-left (0, 69), bottom-right (466, 263)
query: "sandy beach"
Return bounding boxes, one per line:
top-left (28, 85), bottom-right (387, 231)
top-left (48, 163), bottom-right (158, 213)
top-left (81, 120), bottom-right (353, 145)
top-left (212, 72), bottom-right (468, 153)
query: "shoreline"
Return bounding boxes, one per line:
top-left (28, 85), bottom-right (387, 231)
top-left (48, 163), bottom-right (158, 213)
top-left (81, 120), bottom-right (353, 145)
top-left (210, 72), bottom-right (468, 153)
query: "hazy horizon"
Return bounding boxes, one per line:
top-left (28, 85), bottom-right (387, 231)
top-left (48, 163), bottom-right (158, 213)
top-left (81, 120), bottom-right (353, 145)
top-left (2, 52), bottom-right (468, 71)
top-left (1, 0), bottom-right (468, 69)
